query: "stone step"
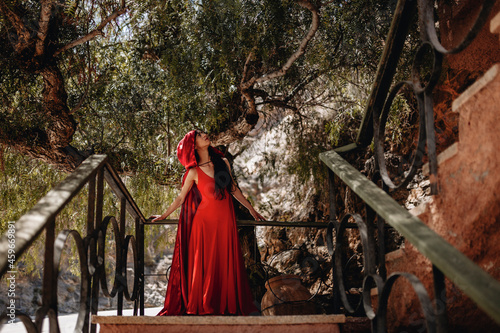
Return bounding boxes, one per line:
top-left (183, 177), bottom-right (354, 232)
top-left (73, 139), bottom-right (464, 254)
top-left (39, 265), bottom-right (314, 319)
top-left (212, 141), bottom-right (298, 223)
top-left (490, 11), bottom-right (500, 41)
top-left (422, 143), bottom-right (459, 176)
top-left (92, 314), bottom-right (346, 333)
top-left (451, 63), bottom-right (500, 114)
top-left (420, 63), bottom-right (500, 183)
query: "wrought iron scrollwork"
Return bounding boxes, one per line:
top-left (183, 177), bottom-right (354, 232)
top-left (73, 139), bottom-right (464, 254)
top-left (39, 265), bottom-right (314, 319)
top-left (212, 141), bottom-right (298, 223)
top-left (1, 311), bottom-right (38, 333)
top-left (327, 1), bottom-right (497, 329)
top-left (123, 235), bottom-right (139, 302)
top-left (333, 214), bottom-right (376, 314)
top-left (375, 273), bottom-right (438, 333)
top-left (373, 0), bottom-right (496, 195)
top-left (53, 229), bottom-right (89, 332)
top-left (327, 207), bottom-right (440, 331)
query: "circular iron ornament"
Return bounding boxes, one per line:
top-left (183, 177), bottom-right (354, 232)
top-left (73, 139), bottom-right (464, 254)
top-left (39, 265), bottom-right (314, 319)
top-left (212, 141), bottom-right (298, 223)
top-left (123, 235), bottom-right (139, 301)
top-left (362, 274), bottom-right (385, 320)
top-left (419, 0), bottom-right (497, 55)
top-left (411, 42), bottom-right (443, 94)
top-left (326, 221), bottom-right (336, 256)
top-left (0, 311), bottom-right (38, 333)
top-left (377, 272), bottom-right (437, 333)
top-left (98, 216), bottom-right (122, 298)
top-left (374, 80), bottom-right (426, 190)
top-left (53, 229), bottom-right (89, 333)
top-left (334, 213), bottom-right (376, 314)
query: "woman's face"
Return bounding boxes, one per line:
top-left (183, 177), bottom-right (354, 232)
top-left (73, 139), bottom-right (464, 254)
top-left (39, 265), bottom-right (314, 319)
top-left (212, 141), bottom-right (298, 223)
top-left (195, 131), bottom-right (211, 149)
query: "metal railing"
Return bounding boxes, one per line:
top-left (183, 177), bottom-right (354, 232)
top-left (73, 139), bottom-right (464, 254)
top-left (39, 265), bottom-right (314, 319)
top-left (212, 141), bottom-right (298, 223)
top-left (0, 155), bottom-right (335, 333)
top-left (320, 0), bottom-right (500, 331)
top-left (320, 151), bottom-right (500, 332)
top-left (0, 155), bottom-right (146, 333)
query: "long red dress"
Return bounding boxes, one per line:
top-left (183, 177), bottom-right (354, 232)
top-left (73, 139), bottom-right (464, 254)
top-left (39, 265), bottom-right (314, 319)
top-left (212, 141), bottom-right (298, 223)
top-left (157, 160), bottom-right (259, 315)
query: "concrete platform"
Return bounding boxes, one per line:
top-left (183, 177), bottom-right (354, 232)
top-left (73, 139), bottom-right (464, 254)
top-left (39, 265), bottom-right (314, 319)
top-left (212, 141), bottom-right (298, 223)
top-left (92, 314), bottom-right (346, 333)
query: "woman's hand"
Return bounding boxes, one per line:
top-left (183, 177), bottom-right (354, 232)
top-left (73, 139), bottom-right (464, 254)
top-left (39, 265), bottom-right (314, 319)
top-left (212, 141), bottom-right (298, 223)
top-left (250, 209), bottom-right (265, 221)
top-left (149, 215), bottom-right (163, 222)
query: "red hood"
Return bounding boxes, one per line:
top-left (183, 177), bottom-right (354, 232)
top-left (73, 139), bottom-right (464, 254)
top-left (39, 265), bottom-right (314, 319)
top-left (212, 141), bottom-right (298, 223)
top-left (176, 130), bottom-right (198, 170)
top-left (176, 130), bottom-right (224, 170)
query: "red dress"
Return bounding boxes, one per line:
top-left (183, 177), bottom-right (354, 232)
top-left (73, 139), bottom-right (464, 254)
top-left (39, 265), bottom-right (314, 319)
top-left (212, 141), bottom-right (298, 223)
top-left (157, 166), bottom-right (259, 316)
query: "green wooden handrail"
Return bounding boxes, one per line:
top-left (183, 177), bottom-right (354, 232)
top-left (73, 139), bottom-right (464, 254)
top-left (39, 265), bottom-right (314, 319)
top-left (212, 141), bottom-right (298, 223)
top-left (320, 149), bottom-right (500, 324)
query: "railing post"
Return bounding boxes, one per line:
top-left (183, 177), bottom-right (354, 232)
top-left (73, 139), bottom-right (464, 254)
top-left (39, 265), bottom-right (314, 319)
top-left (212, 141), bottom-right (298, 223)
top-left (327, 168), bottom-right (342, 313)
top-left (328, 169), bottom-right (337, 228)
top-left (117, 197), bottom-right (126, 316)
top-left (137, 217), bottom-right (145, 316)
top-left (84, 175), bottom-right (96, 333)
top-left (35, 217), bottom-right (60, 333)
top-left (90, 167), bottom-right (104, 333)
top-left (376, 215), bottom-right (387, 281)
top-left (424, 92), bottom-right (439, 194)
top-left (433, 265), bottom-right (448, 333)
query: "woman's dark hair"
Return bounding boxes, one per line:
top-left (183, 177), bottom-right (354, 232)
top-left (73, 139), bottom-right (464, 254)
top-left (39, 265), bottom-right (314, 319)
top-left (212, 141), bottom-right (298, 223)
top-left (194, 131), bottom-right (236, 200)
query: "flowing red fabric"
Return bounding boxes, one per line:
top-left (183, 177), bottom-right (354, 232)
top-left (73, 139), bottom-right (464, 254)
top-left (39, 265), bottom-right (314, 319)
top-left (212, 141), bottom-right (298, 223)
top-left (157, 130), bottom-right (259, 316)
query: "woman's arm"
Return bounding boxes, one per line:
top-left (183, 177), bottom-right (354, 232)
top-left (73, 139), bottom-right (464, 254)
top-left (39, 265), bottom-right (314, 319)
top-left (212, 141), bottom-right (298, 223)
top-left (223, 158), bottom-right (265, 221)
top-left (150, 168), bottom-right (197, 222)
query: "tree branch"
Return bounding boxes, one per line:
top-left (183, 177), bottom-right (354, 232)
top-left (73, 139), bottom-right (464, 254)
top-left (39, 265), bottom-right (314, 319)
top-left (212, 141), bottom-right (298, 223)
top-left (0, 0), bottom-right (31, 49)
top-left (240, 50), bottom-right (257, 90)
top-left (214, 0), bottom-right (320, 146)
top-left (255, 0), bottom-right (319, 84)
top-left (35, 0), bottom-right (56, 56)
top-left (284, 70), bottom-right (321, 103)
top-left (0, 116), bottom-right (83, 172)
top-left (54, 1), bottom-right (127, 57)
top-left (257, 99), bottom-right (298, 112)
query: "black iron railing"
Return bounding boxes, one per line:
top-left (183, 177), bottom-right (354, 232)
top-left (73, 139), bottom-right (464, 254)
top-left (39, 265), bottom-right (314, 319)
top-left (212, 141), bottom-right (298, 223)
top-left (0, 155), bottom-right (336, 333)
top-left (321, 0), bottom-right (500, 331)
top-left (0, 155), bottom-right (146, 333)
top-left (321, 151), bottom-right (500, 332)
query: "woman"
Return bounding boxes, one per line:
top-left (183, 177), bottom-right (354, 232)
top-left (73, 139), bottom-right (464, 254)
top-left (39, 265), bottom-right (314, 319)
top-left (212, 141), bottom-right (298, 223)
top-left (150, 129), bottom-right (264, 316)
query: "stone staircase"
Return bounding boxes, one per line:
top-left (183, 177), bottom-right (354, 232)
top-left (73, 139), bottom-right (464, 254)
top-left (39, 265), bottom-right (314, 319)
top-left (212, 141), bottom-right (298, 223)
top-left (382, 17), bottom-right (500, 331)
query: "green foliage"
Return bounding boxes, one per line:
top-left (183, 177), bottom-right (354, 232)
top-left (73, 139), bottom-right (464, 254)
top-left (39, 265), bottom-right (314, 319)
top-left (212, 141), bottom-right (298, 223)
top-left (0, 149), bottom-right (66, 225)
top-left (324, 72), bottom-right (370, 147)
